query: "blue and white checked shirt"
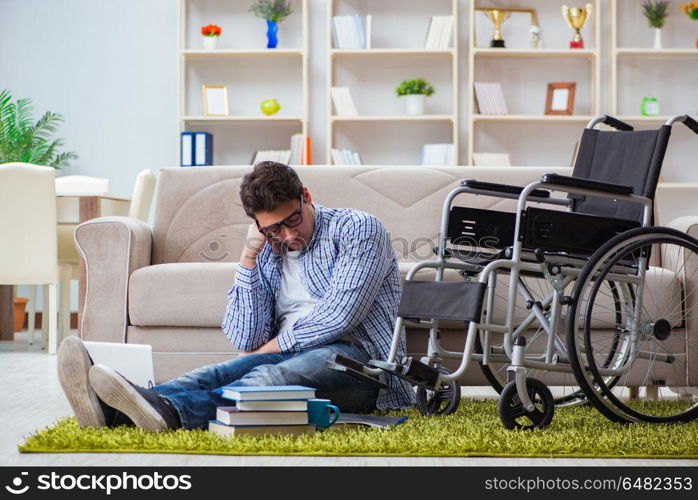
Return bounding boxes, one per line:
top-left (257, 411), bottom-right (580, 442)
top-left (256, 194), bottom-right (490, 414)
top-left (221, 204), bottom-right (416, 409)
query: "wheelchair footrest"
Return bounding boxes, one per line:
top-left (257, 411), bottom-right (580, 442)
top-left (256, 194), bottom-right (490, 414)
top-left (325, 354), bottom-right (388, 389)
top-left (369, 356), bottom-right (441, 390)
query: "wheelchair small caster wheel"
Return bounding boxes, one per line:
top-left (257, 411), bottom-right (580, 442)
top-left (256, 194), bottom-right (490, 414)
top-left (416, 367), bottom-right (460, 416)
top-left (498, 378), bottom-right (554, 430)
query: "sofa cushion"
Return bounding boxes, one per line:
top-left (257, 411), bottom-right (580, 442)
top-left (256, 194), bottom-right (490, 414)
top-left (129, 263), bottom-right (236, 327)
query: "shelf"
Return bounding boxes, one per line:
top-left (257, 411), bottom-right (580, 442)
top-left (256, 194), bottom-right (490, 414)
top-left (331, 115), bottom-right (455, 122)
top-left (616, 48), bottom-right (698, 57)
top-left (181, 116), bottom-right (304, 122)
top-left (472, 114), bottom-right (595, 122)
top-left (473, 48), bottom-right (597, 59)
top-left (181, 49), bottom-right (304, 58)
top-left (330, 48), bottom-right (455, 57)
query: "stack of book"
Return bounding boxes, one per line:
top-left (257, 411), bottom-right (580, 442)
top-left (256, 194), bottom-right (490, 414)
top-left (252, 134), bottom-right (312, 166)
top-left (209, 385), bottom-right (317, 437)
top-left (180, 131), bottom-right (213, 166)
top-left (421, 143), bottom-right (455, 165)
top-left (474, 82), bottom-right (509, 115)
top-left (331, 148), bottom-right (362, 165)
top-left (331, 87), bottom-right (359, 116)
top-left (424, 15), bottom-right (454, 49)
top-left (252, 149), bottom-right (291, 164)
top-left (331, 14), bottom-right (371, 49)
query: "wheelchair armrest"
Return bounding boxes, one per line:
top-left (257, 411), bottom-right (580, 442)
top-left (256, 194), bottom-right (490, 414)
top-left (540, 174), bottom-right (634, 196)
top-left (461, 179), bottom-right (551, 198)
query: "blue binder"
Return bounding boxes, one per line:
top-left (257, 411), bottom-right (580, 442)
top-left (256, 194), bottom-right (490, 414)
top-left (180, 132), bottom-right (195, 166)
top-left (194, 132), bottom-right (214, 166)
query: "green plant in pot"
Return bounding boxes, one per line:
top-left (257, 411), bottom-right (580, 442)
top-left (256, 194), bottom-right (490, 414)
top-left (0, 89), bottom-right (77, 330)
top-left (395, 78), bottom-right (435, 115)
top-left (642, 0), bottom-right (670, 49)
top-left (249, 0), bottom-right (294, 49)
top-left (0, 89), bottom-right (78, 168)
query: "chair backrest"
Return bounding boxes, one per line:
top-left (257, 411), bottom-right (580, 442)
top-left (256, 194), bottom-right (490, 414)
top-left (55, 175), bottom-right (109, 195)
top-left (571, 125), bottom-right (672, 222)
top-left (0, 163), bottom-right (58, 284)
top-left (128, 169), bottom-right (157, 222)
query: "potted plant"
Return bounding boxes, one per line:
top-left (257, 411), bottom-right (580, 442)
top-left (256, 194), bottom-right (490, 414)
top-left (679, 2), bottom-right (698, 47)
top-left (0, 89), bottom-right (77, 332)
top-left (249, 0), bottom-right (294, 49)
top-left (642, 1), bottom-right (670, 49)
top-left (201, 24), bottom-right (222, 50)
top-left (395, 78), bottom-right (435, 115)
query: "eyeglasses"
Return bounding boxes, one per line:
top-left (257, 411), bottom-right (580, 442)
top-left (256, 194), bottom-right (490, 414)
top-left (256, 198), bottom-right (304, 238)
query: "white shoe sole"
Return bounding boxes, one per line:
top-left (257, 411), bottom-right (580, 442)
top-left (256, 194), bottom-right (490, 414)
top-left (89, 364), bottom-right (167, 432)
top-left (57, 337), bottom-right (105, 428)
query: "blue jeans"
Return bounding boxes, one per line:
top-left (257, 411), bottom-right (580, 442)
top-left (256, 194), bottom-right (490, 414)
top-left (153, 341), bottom-right (379, 429)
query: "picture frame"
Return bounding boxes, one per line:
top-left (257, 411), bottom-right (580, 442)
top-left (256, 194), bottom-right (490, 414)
top-left (545, 82), bottom-right (576, 115)
top-left (202, 85), bottom-right (229, 116)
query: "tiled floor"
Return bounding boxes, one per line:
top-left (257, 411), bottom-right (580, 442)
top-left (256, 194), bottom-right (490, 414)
top-left (1, 331), bottom-right (695, 466)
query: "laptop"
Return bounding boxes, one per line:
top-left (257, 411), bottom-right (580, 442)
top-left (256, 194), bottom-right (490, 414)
top-left (82, 341), bottom-right (155, 387)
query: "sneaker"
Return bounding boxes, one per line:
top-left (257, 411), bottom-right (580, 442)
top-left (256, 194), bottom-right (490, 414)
top-left (57, 337), bottom-right (108, 428)
top-left (88, 364), bottom-right (180, 432)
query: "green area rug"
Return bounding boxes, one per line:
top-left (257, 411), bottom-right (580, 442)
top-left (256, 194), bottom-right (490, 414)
top-left (19, 399), bottom-right (698, 458)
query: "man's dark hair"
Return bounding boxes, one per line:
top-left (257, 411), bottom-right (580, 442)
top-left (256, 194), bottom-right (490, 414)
top-left (239, 161), bottom-right (303, 218)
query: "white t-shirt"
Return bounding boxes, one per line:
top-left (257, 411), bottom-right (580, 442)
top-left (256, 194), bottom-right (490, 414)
top-left (275, 250), bottom-right (319, 335)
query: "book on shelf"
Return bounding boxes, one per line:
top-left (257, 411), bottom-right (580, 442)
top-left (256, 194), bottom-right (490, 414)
top-left (214, 384), bottom-right (316, 401)
top-left (252, 149), bottom-right (291, 165)
top-left (216, 406), bottom-right (309, 426)
top-left (474, 82), bottom-right (509, 115)
top-left (331, 148), bottom-right (362, 165)
top-left (473, 152), bottom-right (512, 167)
top-left (332, 14), bottom-right (370, 49)
top-left (288, 134), bottom-right (312, 166)
top-left (331, 87), bottom-right (359, 116)
top-left (421, 143), bottom-right (455, 166)
top-left (424, 15), bottom-right (453, 49)
top-left (208, 421), bottom-right (316, 438)
top-left (180, 132), bottom-right (194, 166)
top-left (194, 132), bottom-right (214, 166)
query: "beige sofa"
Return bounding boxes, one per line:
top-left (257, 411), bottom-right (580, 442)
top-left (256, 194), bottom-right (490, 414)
top-left (75, 165), bottom-right (697, 389)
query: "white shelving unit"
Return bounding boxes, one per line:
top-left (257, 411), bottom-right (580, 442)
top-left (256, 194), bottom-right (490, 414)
top-left (467, 0), bottom-right (601, 166)
top-left (610, 0), bottom-right (698, 123)
top-left (326, 0), bottom-right (459, 165)
top-left (178, 0), bottom-right (309, 165)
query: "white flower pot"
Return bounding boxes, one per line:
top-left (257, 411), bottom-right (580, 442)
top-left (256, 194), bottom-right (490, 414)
top-left (203, 36), bottom-right (218, 50)
top-left (404, 94), bottom-right (425, 115)
top-left (653, 28), bottom-right (662, 50)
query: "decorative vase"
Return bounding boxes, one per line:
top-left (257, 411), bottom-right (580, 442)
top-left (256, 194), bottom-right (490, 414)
top-left (653, 28), bottom-right (662, 49)
top-left (266, 20), bottom-right (278, 49)
top-left (404, 94), bottom-right (426, 115)
top-left (203, 36), bottom-right (218, 50)
top-left (13, 297), bottom-right (28, 333)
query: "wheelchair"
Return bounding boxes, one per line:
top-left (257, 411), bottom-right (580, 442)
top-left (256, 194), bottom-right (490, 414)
top-left (329, 114), bottom-right (698, 429)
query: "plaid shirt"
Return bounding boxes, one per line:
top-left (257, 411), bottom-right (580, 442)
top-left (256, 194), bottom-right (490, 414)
top-left (222, 204), bottom-right (415, 409)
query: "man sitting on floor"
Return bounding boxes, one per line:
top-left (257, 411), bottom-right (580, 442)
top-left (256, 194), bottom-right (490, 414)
top-left (58, 161), bottom-right (415, 431)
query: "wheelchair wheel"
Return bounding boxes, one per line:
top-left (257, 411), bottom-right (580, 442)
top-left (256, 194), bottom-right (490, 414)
top-left (474, 272), bottom-right (592, 407)
top-left (567, 226), bottom-right (698, 423)
top-left (498, 377), bottom-right (554, 430)
top-left (416, 366), bottom-right (460, 416)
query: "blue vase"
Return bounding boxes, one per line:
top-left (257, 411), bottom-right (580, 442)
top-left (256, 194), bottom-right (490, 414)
top-left (266, 19), bottom-right (278, 49)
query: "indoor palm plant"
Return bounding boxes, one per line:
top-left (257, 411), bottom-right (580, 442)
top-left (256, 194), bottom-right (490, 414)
top-left (249, 0), bottom-right (294, 49)
top-left (642, 1), bottom-right (670, 49)
top-left (395, 78), bottom-right (435, 115)
top-left (0, 89), bottom-right (78, 169)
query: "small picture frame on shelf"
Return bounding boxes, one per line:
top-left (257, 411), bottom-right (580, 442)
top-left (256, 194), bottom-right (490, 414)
top-left (202, 85), bottom-right (229, 116)
top-left (545, 82), bottom-right (576, 115)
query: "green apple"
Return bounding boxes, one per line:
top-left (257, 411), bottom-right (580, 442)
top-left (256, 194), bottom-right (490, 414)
top-left (260, 98), bottom-right (281, 116)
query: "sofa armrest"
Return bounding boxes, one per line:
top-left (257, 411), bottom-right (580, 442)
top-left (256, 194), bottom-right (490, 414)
top-left (74, 216), bottom-right (152, 343)
top-left (663, 216), bottom-right (698, 386)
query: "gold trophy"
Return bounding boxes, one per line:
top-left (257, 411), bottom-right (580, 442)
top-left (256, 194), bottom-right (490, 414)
top-left (562, 3), bottom-right (592, 49)
top-left (484, 9), bottom-right (511, 48)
